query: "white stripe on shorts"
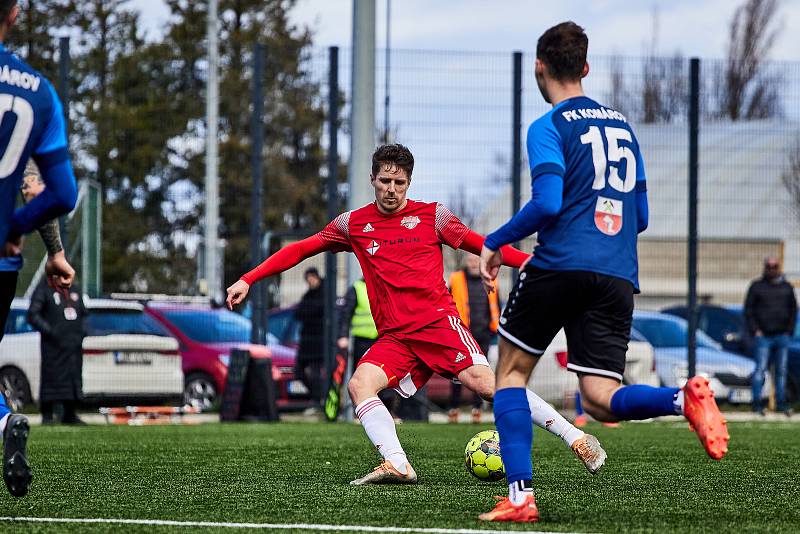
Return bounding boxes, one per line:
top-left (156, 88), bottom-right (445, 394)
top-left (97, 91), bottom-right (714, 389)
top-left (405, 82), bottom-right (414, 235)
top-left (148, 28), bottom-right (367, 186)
top-left (497, 326), bottom-right (545, 355)
top-left (448, 316), bottom-right (481, 355)
top-left (566, 363), bottom-right (624, 382)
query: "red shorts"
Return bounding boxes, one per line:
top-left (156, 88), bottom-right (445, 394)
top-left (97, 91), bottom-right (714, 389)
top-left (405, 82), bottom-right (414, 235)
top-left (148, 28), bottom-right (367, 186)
top-left (358, 315), bottom-right (490, 398)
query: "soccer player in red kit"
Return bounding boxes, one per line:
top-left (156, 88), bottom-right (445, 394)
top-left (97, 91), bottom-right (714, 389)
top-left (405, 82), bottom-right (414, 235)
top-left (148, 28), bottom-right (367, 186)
top-left (227, 144), bottom-right (606, 484)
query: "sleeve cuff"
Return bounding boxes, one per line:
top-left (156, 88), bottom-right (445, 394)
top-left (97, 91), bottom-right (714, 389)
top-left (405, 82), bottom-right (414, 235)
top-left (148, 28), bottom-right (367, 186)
top-left (531, 162), bottom-right (565, 180)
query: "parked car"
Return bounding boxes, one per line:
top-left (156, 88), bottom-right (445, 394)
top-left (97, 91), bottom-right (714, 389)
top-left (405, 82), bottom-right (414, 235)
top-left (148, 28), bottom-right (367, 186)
top-left (0, 298), bottom-right (182, 411)
top-left (662, 304), bottom-right (799, 401)
top-left (632, 310), bottom-right (768, 405)
top-left (426, 328), bottom-right (659, 407)
top-left (145, 302), bottom-right (306, 411)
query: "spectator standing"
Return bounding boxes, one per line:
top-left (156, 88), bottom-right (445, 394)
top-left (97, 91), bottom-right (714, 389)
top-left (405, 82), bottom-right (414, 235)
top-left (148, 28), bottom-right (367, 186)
top-left (295, 267), bottom-right (325, 411)
top-left (27, 278), bottom-right (87, 424)
top-left (744, 257), bottom-right (797, 416)
top-left (448, 255), bottom-right (500, 423)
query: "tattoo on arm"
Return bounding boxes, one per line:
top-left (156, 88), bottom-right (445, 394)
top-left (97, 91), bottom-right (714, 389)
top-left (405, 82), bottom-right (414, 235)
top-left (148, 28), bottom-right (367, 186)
top-left (38, 219), bottom-right (63, 255)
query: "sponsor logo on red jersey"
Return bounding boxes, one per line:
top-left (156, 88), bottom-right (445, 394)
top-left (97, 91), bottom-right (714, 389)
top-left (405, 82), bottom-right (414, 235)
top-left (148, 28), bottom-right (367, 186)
top-left (366, 240), bottom-right (380, 255)
top-left (400, 216), bottom-right (421, 229)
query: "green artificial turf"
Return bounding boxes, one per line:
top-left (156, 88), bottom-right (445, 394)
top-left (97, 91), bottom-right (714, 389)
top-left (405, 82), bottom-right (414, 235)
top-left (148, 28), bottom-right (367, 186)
top-left (1, 421), bottom-right (799, 533)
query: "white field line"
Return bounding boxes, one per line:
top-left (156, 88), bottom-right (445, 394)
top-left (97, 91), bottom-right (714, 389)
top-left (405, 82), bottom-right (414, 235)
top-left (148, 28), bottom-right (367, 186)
top-left (0, 516), bottom-right (577, 534)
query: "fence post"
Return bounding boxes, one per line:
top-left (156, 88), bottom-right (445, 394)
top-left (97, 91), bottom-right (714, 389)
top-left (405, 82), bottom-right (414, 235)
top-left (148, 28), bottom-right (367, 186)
top-left (511, 51), bottom-right (523, 253)
top-left (324, 46), bottom-right (340, 404)
top-left (687, 57), bottom-right (700, 379)
top-left (250, 43), bottom-right (265, 344)
top-left (58, 36), bottom-right (70, 255)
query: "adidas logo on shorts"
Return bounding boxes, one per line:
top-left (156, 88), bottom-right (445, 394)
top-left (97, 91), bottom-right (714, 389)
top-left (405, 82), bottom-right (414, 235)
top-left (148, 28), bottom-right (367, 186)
top-left (455, 352), bottom-right (466, 363)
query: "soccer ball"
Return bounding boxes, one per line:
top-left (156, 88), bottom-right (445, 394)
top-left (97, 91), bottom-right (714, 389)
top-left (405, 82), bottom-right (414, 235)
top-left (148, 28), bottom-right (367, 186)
top-left (465, 429), bottom-right (505, 482)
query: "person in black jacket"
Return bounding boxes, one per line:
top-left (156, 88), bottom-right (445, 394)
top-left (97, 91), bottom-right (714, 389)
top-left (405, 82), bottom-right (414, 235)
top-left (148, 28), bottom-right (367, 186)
top-left (27, 279), bottom-right (88, 424)
top-left (294, 268), bottom-right (325, 411)
top-left (744, 257), bottom-right (798, 415)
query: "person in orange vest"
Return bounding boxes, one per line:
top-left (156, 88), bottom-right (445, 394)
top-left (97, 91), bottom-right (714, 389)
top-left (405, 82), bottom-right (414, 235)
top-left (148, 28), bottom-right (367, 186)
top-left (448, 254), bottom-right (500, 423)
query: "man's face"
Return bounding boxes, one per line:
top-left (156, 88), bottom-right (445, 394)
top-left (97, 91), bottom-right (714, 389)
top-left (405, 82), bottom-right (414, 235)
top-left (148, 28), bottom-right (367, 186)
top-left (371, 163), bottom-right (410, 214)
top-left (20, 174), bottom-right (44, 202)
top-left (764, 258), bottom-right (781, 279)
top-left (305, 273), bottom-right (321, 289)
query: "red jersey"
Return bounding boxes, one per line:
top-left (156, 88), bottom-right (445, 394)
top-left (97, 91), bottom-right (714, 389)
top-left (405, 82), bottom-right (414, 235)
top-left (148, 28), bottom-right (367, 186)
top-left (320, 199), bottom-right (469, 335)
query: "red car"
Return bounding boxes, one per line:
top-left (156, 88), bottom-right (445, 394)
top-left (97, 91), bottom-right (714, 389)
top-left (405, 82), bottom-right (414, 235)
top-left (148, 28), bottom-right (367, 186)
top-left (145, 302), bottom-right (307, 411)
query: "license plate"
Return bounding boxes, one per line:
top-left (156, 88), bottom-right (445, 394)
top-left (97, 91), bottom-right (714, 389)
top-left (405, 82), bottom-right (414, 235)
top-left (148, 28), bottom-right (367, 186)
top-left (728, 388), bottom-right (752, 404)
top-left (288, 380), bottom-right (309, 395)
top-left (113, 352), bottom-right (153, 365)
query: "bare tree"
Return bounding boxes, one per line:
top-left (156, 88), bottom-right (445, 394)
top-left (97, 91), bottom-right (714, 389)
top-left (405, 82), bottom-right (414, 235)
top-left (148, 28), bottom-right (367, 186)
top-left (606, 55), bottom-right (629, 115)
top-left (722, 0), bottom-right (783, 120)
top-left (640, 7), bottom-right (687, 124)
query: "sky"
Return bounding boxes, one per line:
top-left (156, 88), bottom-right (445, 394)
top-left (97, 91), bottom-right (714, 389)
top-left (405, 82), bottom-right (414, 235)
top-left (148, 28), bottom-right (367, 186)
top-left (137, 0), bottom-right (800, 61)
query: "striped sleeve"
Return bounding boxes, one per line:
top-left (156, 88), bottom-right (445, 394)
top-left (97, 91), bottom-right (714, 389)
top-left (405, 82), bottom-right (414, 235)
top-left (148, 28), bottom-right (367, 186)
top-left (318, 211), bottom-right (353, 252)
top-left (435, 203), bottom-right (469, 248)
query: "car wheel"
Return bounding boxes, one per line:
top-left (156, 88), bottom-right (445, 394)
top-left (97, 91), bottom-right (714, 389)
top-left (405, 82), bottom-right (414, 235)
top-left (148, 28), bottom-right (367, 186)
top-left (183, 372), bottom-right (218, 412)
top-left (0, 367), bottom-right (32, 412)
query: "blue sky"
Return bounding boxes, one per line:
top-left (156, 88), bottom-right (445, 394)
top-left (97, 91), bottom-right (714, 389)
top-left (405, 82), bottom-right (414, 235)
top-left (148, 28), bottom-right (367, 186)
top-left (137, 0), bottom-right (800, 60)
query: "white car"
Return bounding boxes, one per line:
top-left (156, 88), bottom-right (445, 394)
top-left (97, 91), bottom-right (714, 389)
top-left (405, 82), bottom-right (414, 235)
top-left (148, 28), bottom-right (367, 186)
top-left (0, 298), bottom-right (183, 411)
top-left (485, 329), bottom-right (659, 406)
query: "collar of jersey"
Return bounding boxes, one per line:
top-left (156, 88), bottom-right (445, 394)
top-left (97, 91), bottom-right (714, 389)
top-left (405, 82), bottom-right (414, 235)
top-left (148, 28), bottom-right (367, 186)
top-left (554, 95), bottom-right (593, 110)
top-left (372, 198), bottom-right (414, 218)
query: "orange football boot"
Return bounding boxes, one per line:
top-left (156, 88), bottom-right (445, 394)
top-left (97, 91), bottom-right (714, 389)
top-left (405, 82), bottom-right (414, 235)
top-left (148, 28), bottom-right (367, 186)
top-left (478, 494), bottom-right (539, 522)
top-left (683, 376), bottom-right (730, 460)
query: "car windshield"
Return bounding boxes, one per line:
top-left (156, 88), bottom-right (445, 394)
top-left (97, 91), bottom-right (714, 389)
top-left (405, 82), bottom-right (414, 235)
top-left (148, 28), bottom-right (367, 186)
top-left (88, 310), bottom-right (172, 337)
top-left (632, 316), bottom-right (717, 349)
top-left (161, 308), bottom-right (251, 343)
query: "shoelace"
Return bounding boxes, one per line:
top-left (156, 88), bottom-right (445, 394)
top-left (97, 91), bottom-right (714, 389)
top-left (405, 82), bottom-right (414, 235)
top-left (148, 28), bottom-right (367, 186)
top-left (573, 440), bottom-right (593, 459)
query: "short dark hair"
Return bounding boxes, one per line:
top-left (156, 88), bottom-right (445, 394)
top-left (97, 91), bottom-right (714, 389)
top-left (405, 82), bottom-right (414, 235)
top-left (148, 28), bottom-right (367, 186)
top-left (0, 1), bottom-right (16, 20)
top-left (304, 267), bottom-right (320, 279)
top-left (371, 144), bottom-right (414, 179)
top-left (536, 21), bottom-right (588, 81)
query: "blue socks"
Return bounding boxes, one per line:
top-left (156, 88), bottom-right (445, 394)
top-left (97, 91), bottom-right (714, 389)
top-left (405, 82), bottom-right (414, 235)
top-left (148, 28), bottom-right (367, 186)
top-left (494, 387), bottom-right (532, 484)
top-left (610, 385), bottom-right (682, 420)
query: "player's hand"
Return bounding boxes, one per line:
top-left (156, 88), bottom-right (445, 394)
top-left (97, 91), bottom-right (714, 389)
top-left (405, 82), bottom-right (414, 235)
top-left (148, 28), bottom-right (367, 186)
top-left (337, 337), bottom-right (349, 350)
top-left (479, 245), bottom-right (503, 294)
top-left (226, 279), bottom-right (250, 310)
top-left (1, 236), bottom-right (23, 257)
top-left (45, 250), bottom-right (75, 289)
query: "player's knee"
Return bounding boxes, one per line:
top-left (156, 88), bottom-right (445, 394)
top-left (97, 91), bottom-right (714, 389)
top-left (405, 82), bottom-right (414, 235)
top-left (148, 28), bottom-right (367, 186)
top-left (580, 389), bottom-right (618, 422)
top-left (347, 371), bottom-right (378, 404)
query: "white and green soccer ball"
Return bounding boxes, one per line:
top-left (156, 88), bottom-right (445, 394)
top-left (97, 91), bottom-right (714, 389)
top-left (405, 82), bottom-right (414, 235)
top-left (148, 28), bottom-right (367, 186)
top-left (464, 429), bottom-right (505, 482)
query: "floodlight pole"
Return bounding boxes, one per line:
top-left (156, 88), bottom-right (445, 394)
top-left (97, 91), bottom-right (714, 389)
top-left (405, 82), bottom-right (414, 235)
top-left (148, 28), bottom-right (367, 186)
top-left (205, 0), bottom-right (221, 298)
top-left (348, 0), bottom-right (376, 285)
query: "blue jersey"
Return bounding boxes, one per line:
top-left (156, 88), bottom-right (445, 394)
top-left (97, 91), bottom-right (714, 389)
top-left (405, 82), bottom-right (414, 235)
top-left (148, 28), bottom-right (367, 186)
top-left (0, 42), bottom-right (77, 271)
top-left (527, 95), bottom-right (646, 289)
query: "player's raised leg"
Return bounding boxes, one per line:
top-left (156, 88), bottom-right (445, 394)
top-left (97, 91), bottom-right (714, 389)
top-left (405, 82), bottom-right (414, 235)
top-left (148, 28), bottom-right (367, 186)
top-left (348, 361), bottom-right (416, 485)
top-left (579, 374), bottom-right (729, 460)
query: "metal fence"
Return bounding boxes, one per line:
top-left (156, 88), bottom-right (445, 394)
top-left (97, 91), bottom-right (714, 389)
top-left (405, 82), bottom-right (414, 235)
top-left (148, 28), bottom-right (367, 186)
top-left (4, 45), bottom-right (800, 415)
